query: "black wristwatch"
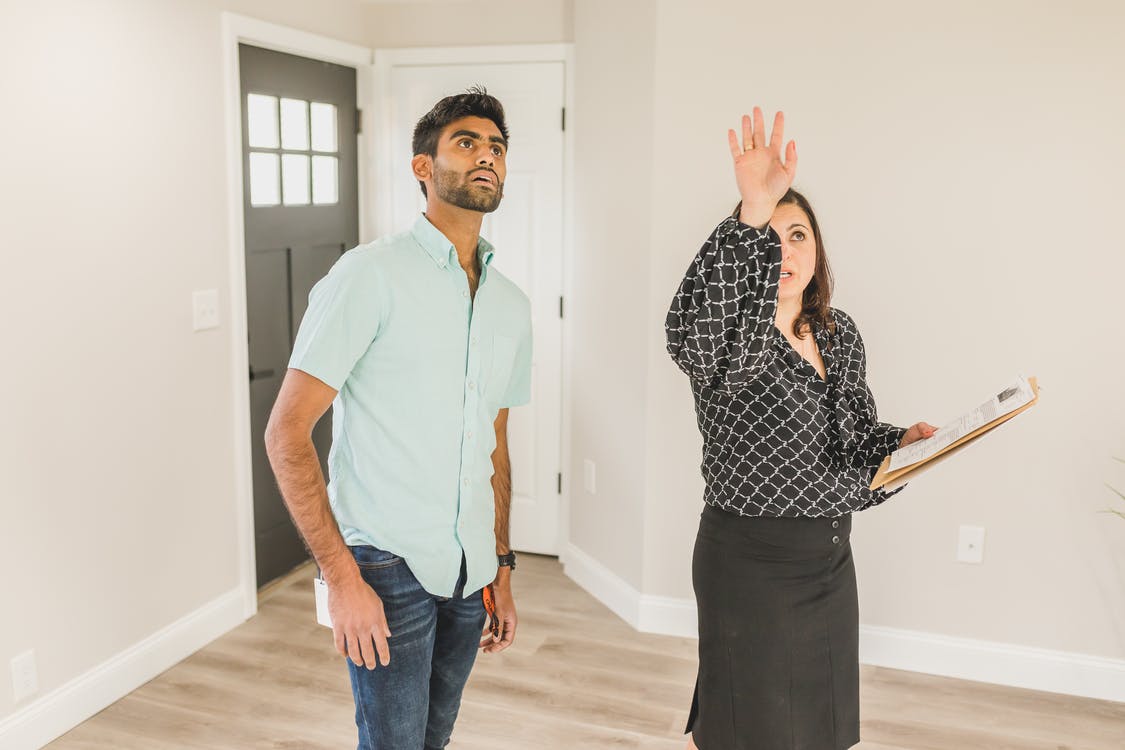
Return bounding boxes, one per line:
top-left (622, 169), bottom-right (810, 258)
top-left (497, 552), bottom-right (517, 570)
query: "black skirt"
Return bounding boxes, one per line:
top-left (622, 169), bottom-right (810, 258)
top-left (687, 504), bottom-right (860, 750)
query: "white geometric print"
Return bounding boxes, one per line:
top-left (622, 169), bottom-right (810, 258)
top-left (666, 217), bottom-right (905, 517)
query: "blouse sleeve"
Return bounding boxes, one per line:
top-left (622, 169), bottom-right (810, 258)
top-left (831, 311), bottom-right (907, 507)
top-left (665, 217), bottom-right (782, 391)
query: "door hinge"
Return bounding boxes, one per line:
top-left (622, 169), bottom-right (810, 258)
top-left (356, 108), bottom-right (363, 135)
top-left (561, 107), bottom-right (566, 132)
top-left (557, 472), bottom-right (562, 494)
top-left (559, 296), bottom-right (564, 318)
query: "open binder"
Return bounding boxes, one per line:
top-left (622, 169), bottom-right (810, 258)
top-left (870, 376), bottom-right (1040, 492)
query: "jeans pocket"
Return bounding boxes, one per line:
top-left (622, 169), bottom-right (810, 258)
top-left (350, 544), bottom-right (404, 570)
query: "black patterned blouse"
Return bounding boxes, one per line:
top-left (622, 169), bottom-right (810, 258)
top-left (666, 216), bottom-right (906, 517)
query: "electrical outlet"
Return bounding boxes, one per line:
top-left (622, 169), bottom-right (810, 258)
top-left (11, 650), bottom-right (38, 703)
top-left (192, 289), bottom-right (220, 331)
top-left (583, 459), bottom-right (596, 494)
top-left (957, 525), bottom-right (986, 564)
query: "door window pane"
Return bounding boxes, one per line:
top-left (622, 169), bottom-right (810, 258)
top-left (310, 102), bottom-right (338, 153)
top-left (247, 94), bottom-right (279, 149)
top-left (249, 152), bottom-right (280, 206)
top-left (312, 156), bottom-right (339, 205)
top-left (282, 154), bottom-right (310, 205)
top-left (280, 98), bottom-right (309, 150)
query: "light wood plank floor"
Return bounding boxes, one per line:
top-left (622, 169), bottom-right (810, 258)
top-left (48, 555), bottom-right (1124, 749)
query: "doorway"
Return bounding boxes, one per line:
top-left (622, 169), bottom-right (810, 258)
top-left (238, 43), bottom-right (359, 587)
top-left (376, 54), bottom-right (567, 554)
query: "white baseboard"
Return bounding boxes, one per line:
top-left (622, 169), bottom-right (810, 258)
top-left (560, 542), bottom-right (641, 626)
top-left (0, 587), bottom-right (247, 750)
top-left (561, 542), bottom-right (1125, 703)
top-left (562, 542), bottom-right (697, 637)
top-left (857, 624), bottom-right (1125, 703)
top-left (637, 593), bottom-right (698, 638)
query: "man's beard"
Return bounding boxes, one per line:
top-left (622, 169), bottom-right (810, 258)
top-left (433, 164), bottom-right (503, 213)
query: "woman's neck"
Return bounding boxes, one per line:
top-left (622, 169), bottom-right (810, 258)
top-left (775, 298), bottom-right (803, 336)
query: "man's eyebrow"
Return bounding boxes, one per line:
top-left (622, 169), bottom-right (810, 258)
top-left (448, 129), bottom-right (508, 147)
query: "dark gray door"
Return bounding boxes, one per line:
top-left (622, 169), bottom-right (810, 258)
top-left (239, 44), bottom-right (359, 587)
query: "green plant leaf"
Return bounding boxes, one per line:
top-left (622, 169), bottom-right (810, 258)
top-left (1107, 483), bottom-right (1125, 503)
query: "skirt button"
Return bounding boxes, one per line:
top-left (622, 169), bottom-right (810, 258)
top-left (832, 535), bottom-right (840, 544)
top-left (832, 520), bottom-right (840, 529)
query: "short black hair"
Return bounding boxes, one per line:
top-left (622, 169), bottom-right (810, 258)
top-left (412, 85), bottom-right (510, 197)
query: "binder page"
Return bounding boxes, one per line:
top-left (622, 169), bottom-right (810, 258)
top-left (888, 376), bottom-right (1036, 473)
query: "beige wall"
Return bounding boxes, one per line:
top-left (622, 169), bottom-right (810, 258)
top-left (364, 0), bottom-right (572, 48)
top-left (0, 0), bottom-right (370, 722)
top-left (566, 0), bottom-right (660, 588)
top-left (614, 0), bottom-right (1125, 658)
top-left (3, 0), bottom-right (1122, 735)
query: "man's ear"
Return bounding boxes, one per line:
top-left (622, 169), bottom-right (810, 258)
top-left (411, 153), bottom-right (431, 183)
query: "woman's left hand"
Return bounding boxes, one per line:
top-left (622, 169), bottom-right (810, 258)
top-left (899, 422), bottom-right (939, 448)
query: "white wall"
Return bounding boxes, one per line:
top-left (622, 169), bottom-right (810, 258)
top-left (3, 0), bottom-right (1123, 743)
top-left (565, 0), bottom-right (660, 590)
top-left (0, 0), bottom-right (370, 739)
top-left (566, 0), bottom-right (1125, 692)
top-left (364, 0), bottom-right (572, 48)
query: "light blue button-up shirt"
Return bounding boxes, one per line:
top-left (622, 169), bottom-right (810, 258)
top-left (289, 214), bottom-right (532, 597)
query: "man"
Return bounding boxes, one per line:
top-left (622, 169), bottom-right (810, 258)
top-left (265, 87), bottom-right (531, 750)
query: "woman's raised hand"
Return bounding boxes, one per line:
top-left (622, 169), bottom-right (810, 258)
top-left (728, 107), bottom-right (797, 228)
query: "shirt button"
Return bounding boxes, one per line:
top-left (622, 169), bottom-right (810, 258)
top-left (832, 520), bottom-right (840, 529)
top-left (467, 381), bottom-right (475, 390)
top-left (462, 290), bottom-right (469, 298)
top-left (463, 478), bottom-right (470, 486)
top-left (471, 336), bottom-right (479, 345)
top-left (832, 535), bottom-right (840, 544)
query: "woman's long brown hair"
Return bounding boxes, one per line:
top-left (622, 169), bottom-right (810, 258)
top-left (733, 188), bottom-right (835, 340)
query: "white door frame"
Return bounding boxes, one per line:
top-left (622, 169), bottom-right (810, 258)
top-left (372, 44), bottom-right (576, 561)
top-left (220, 13), bottom-right (374, 618)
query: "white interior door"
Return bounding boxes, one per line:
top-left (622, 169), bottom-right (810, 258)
top-left (381, 58), bottom-right (565, 555)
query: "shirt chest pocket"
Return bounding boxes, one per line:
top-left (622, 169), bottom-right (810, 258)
top-left (484, 334), bottom-right (517, 405)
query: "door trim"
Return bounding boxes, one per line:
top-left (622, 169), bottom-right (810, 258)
top-left (372, 44), bottom-right (576, 558)
top-left (221, 13), bottom-right (373, 618)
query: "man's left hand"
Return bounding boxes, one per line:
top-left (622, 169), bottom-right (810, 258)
top-left (480, 569), bottom-right (517, 653)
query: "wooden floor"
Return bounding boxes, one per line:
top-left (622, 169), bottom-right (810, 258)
top-left (48, 555), bottom-right (1124, 749)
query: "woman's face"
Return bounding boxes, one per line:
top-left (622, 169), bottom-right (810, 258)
top-left (769, 202), bottom-right (817, 304)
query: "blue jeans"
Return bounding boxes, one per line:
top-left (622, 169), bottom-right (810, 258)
top-left (346, 545), bottom-right (486, 750)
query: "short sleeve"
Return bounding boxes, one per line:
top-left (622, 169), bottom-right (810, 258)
top-left (288, 250), bottom-right (383, 390)
top-left (500, 320), bottom-right (532, 408)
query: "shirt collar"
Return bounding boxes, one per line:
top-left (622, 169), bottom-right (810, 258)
top-left (411, 214), bottom-right (495, 270)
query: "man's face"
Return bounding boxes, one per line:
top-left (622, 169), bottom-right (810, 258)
top-left (426, 116), bottom-right (507, 213)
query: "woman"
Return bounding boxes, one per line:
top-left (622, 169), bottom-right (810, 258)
top-left (665, 107), bottom-right (936, 750)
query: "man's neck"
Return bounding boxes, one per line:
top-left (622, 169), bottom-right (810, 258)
top-left (424, 203), bottom-right (484, 273)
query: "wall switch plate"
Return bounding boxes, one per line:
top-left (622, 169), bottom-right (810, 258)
top-left (583, 459), bottom-right (596, 495)
top-left (957, 525), bottom-right (986, 564)
top-left (192, 289), bottom-right (220, 331)
top-left (11, 649), bottom-right (38, 703)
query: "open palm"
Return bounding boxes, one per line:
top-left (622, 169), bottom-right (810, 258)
top-left (728, 107), bottom-right (797, 226)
